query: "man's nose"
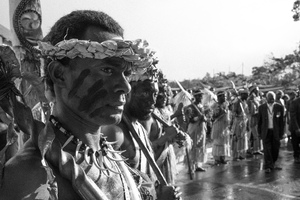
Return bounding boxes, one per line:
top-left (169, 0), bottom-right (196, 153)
top-left (114, 74), bottom-right (131, 94)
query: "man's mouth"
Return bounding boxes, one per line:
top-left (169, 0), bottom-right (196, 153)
top-left (144, 106), bottom-right (155, 112)
top-left (108, 101), bottom-right (125, 111)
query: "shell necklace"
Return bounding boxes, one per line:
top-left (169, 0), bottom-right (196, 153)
top-left (49, 115), bottom-right (127, 176)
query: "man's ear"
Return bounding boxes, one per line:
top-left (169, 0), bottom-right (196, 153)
top-left (48, 61), bottom-right (66, 88)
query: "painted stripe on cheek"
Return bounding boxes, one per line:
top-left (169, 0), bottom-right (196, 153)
top-left (79, 89), bottom-right (108, 113)
top-left (78, 80), bottom-right (108, 112)
top-left (89, 108), bottom-right (102, 118)
top-left (68, 69), bottom-right (91, 99)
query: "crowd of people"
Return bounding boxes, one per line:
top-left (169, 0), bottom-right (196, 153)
top-left (0, 8), bottom-right (299, 200)
top-left (171, 84), bottom-right (300, 174)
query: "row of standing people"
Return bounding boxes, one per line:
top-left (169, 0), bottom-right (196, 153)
top-left (173, 85), bottom-right (290, 173)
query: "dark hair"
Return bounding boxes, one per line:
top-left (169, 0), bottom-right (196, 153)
top-left (43, 10), bottom-right (123, 45)
top-left (43, 10), bottom-right (124, 95)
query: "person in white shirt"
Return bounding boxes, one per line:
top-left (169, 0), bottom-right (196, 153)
top-left (258, 91), bottom-right (285, 173)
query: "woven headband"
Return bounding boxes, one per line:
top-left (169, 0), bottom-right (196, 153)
top-left (38, 38), bottom-right (160, 82)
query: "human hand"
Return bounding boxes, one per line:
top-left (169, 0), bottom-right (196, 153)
top-left (157, 185), bottom-right (182, 200)
top-left (185, 107), bottom-right (192, 116)
top-left (176, 130), bottom-right (186, 141)
top-left (193, 116), bottom-right (199, 122)
top-left (174, 130), bottom-right (187, 147)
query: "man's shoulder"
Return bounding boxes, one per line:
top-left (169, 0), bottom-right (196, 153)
top-left (292, 97), bottom-right (300, 104)
top-left (0, 141), bottom-right (50, 199)
top-left (185, 104), bottom-right (193, 109)
top-left (6, 139), bottom-right (42, 166)
top-left (233, 98), bottom-right (241, 104)
top-left (274, 102), bottom-right (284, 109)
top-left (258, 103), bottom-right (267, 110)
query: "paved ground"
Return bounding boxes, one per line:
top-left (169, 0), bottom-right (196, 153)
top-left (175, 139), bottom-right (300, 200)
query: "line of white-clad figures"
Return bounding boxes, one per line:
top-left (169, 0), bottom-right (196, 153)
top-left (170, 85), bottom-right (300, 174)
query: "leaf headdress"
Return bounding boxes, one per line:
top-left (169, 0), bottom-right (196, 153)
top-left (37, 38), bottom-right (158, 82)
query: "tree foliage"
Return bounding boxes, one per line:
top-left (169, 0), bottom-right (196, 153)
top-left (169, 46), bottom-right (300, 90)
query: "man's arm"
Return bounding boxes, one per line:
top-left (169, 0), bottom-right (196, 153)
top-left (150, 122), bottom-right (184, 152)
top-left (257, 105), bottom-right (263, 138)
top-left (0, 147), bottom-right (52, 200)
top-left (170, 103), bottom-right (184, 120)
top-left (278, 104), bottom-right (285, 138)
top-left (290, 100), bottom-right (299, 132)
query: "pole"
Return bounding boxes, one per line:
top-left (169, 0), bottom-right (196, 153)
top-left (122, 114), bottom-right (168, 186)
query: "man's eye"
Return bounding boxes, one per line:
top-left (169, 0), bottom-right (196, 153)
top-left (101, 68), bottom-right (113, 75)
top-left (124, 69), bottom-right (132, 77)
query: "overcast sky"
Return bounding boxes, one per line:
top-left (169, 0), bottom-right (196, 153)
top-left (1, 0), bottom-right (300, 81)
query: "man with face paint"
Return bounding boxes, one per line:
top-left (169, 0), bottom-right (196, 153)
top-left (0, 10), bottom-right (163, 200)
top-left (102, 64), bottom-right (182, 199)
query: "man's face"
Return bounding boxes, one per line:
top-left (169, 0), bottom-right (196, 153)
top-left (290, 93), bottom-right (296, 100)
top-left (253, 88), bottom-right (259, 96)
top-left (194, 94), bottom-right (203, 103)
top-left (276, 92), bottom-right (282, 100)
top-left (267, 94), bottom-right (275, 104)
top-left (60, 26), bottom-right (131, 125)
top-left (218, 93), bottom-right (226, 103)
top-left (128, 80), bottom-right (159, 120)
top-left (240, 93), bottom-right (248, 100)
top-left (155, 86), bottom-right (168, 109)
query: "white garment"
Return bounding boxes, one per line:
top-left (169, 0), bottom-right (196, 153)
top-left (267, 103), bottom-right (274, 129)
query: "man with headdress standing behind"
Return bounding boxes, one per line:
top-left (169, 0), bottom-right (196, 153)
top-left (153, 70), bottom-right (187, 184)
top-left (102, 63), bottom-right (183, 199)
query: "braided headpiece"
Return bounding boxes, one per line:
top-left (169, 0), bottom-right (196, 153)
top-left (38, 38), bottom-right (158, 82)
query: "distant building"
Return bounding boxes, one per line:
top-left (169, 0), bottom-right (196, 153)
top-left (0, 24), bottom-right (12, 46)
